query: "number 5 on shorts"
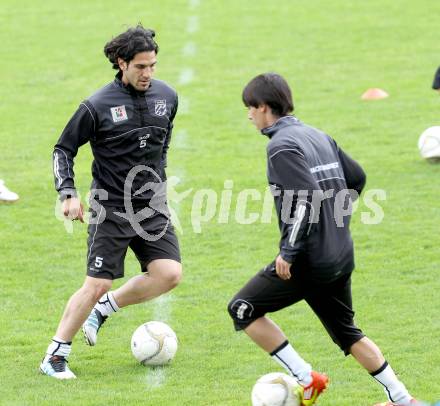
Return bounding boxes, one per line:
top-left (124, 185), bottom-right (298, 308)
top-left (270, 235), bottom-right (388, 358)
top-left (95, 256), bottom-right (104, 268)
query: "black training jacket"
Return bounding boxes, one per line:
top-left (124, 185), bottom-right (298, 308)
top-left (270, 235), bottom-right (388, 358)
top-left (53, 74), bottom-right (178, 208)
top-left (262, 116), bottom-right (366, 282)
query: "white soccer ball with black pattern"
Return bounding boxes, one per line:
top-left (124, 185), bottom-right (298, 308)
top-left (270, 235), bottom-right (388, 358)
top-left (418, 126), bottom-right (440, 162)
top-left (131, 321), bottom-right (178, 366)
top-left (251, 372), bottom-right (302, 406)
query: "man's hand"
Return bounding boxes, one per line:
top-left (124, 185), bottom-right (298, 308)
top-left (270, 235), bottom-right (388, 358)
top-left (62, 197), bottom-right (84, 223)
top-left (275, 255), bottom-right (292, 280)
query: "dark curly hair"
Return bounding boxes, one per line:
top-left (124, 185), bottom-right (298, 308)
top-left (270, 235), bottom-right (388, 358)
top-left (104, 24), bottom-right (159, 70)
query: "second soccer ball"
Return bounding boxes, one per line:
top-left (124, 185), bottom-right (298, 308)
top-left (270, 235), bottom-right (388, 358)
top-left (251, 372), bottom-right (302, 406)
top-left (418, 126), bottom-right (440, 162)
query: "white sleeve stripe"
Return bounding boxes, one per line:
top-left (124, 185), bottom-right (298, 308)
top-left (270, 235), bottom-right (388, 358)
top-left (288, 203), bottom-right (307, 247)
top-left (53, 147), bottom-right (72, 179)
top-left (80, 102), bottom-right (96, 131)
top-left (269, 148), bottom-right (305, 160)
top-left (316, 176), bottom-right (345, 183)
top-left (53, 152), bottom-right (62, 188)
top-left (304, 201), bottom-right (315, 235)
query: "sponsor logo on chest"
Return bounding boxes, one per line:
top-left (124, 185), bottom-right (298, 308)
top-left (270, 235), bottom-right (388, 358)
top-left (154, 99), bottom-right (167, 116)
top-left (110, 105), bottom-right (128, 123)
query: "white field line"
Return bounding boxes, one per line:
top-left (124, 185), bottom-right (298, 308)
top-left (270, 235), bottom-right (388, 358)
top-left (189, 0), bottom-right (200, 7)
top-left (152, 294), bottom-right (173, 323)
top-left (144, 175), bottom-right (186, 388)
top-left (178, 96), bottom-right (190, 115)
top-left (187, 16), bottom-right (199, 33)
top-left (172, 129), bottom-right (188, 150)
top-left (178, 68), bottom-right (194, 86)
top-left (145, 2), bottom-right (199, 389)
top-left (182, 42), bottom-right (197, 57)
top-left (145, 367), bottom-right (166, 388)
top-left (145, 295), bottom-right (173, 388)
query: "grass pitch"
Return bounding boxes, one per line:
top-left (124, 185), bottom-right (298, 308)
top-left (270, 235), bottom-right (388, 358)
top-left (0, 0), bottom-right (439, 405)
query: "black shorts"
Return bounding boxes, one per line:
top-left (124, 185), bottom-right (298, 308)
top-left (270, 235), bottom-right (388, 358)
top-left (228, 262), bottom-right (364, 354)
top-left (86, 207), bottom-right (180, 280)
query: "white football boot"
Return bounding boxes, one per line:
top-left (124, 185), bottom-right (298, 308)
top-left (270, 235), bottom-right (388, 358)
top-left (0, 180), bottom-right (19, 202)
top-left (40, 355), bottom-right (76, 379)
top-left (82, 309), bottom-right (107, 346)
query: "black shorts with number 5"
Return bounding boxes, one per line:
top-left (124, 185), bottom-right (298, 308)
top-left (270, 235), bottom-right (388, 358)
top-left (86, 207), bottom-right (180, 280)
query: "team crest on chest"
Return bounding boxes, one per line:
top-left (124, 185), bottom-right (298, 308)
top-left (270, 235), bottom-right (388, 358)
top-left (154, 100), bottom-right (167, 116)
top-left (110, 105), bottom-right (128, 123)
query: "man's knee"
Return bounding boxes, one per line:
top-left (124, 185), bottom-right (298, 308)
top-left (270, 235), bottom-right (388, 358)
top-left (149, 260), bottom-right (183, 289)
top-left (323, 323), bottom-right (364, 355)
top-left (163, 267), bottom-right (182, 289)
top-left (82, 277), bottom-right (112, 302)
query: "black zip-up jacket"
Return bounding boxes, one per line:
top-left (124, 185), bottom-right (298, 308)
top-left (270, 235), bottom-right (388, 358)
top-left (263, 116), bottom-right (366, 282)
top-left (53, 74), bottom-right (178, 208)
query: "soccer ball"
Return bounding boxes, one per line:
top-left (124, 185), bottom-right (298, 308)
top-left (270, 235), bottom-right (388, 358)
top-left (251, 372), bottom-right (303, 406)
top-left (131, 321), bottom-right (178, 366)
top-left (418, 126), bottom-right (440, 162)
